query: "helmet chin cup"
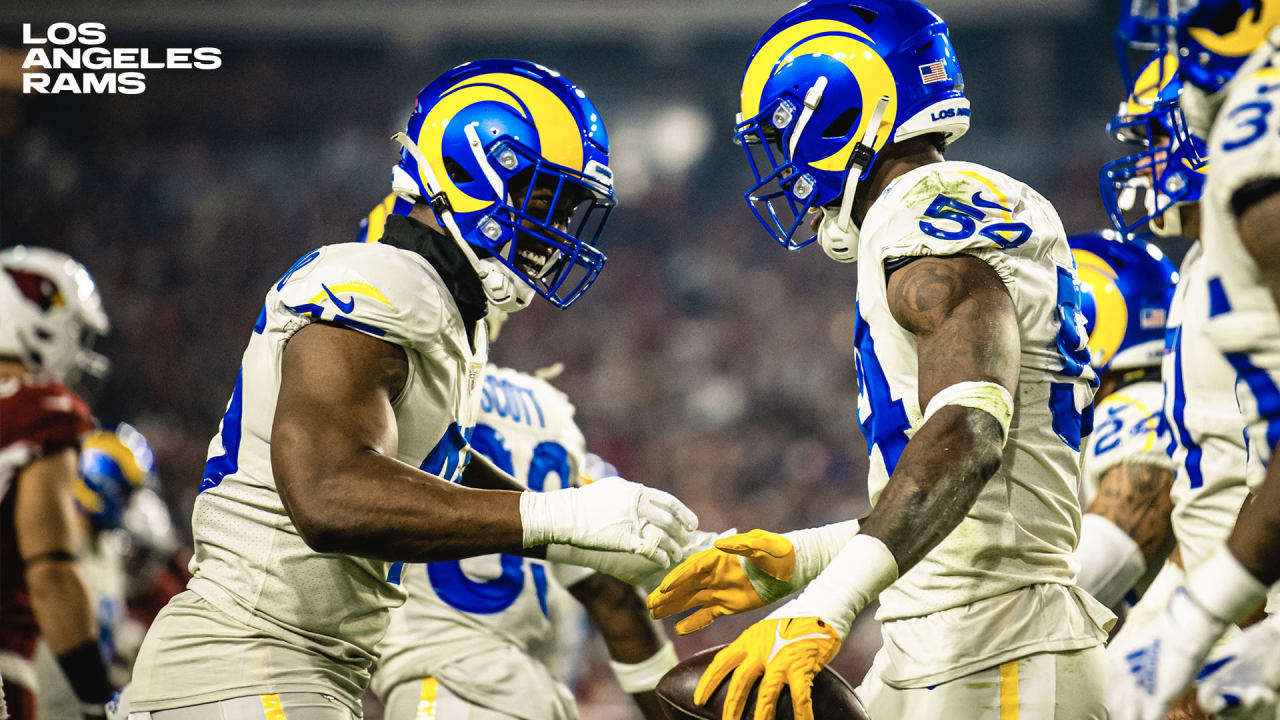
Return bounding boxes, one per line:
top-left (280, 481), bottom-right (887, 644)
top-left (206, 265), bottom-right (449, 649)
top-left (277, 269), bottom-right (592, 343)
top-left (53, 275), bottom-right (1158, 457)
top-left (818, 207), bottom-right (859, 262)
top-left (1149, 203), bottom-right (1183, 237)
top-left (477, 258), bottom-right (534, 313)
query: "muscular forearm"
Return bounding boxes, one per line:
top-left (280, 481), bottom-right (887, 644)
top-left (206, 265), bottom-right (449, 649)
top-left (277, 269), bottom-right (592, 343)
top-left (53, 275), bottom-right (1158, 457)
top-left (859, 405), bottom-right (1004, 572)
top-left (574, 573), bottom-right (664, 662)
top-left (25, 560), bottom-right (98, 654)
top-left (573, 573), bottom-right (675, 716)
top-left (284, 449), bottom-right (530, 562)
top-left (1227, 458), bottom-right (1280, 586)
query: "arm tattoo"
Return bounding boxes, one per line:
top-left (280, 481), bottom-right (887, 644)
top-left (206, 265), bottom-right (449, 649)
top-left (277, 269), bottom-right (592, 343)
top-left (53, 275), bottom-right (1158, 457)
top-left (1087, 462), bottom-right (1175, 562)
top-left (862, 254), bottom-right (1019, 572)
top-left (887, 256), bottom-right (969, 335)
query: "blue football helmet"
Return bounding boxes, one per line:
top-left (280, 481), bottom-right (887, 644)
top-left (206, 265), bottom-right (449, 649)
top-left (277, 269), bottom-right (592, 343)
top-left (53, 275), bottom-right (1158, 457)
top-left (392, 59), bottom-right (615, 310)
top-left (736, 0), bottom-right (969, 255)
top-left (1069, 231), bottom-right (1178, 372)
top-left (1099, 53), bottom-right (1208, 237)
top-left (75, 422), bottom-right (156, 531)
top-left (1115, 0), bottom-right (1280, 94)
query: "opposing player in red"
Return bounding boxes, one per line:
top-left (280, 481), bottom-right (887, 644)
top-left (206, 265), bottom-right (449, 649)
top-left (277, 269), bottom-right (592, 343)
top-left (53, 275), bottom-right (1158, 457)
top-left (0, 245), bottom-right (115, 719)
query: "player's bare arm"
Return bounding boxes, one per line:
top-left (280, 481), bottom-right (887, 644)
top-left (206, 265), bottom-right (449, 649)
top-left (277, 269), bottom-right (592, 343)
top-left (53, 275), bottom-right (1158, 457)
top-left (1086, 462), bottom-right (1175, 564)
top-left (1225, 179), bottom-right (1280, 585)
top-left (1235, 178), bottom-right (1280, 313)
top-left (17, 447), bottom-right (97, 654)
top-left (17, 445), bottom-right (115, 714)
top-left (272, 320), bottom-right (528, 562)
top-left (858, 254), bottom-right (1019, 569)
top-left (570, 573), bottom-right (672, 720)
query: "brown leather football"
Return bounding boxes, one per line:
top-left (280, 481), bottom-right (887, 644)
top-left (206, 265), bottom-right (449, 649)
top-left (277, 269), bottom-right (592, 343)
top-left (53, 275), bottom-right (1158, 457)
top-left (656, 645), bottom-right (870, 720)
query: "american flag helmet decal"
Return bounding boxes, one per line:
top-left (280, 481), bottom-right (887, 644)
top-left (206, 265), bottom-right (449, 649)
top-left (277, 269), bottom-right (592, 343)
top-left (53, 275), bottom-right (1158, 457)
top-left (919, 61), bottom-right (947, 84)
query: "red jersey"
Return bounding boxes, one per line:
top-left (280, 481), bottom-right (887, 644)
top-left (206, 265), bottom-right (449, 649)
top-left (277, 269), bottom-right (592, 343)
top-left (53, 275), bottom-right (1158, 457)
top-left (0, 377), bottom-right (94, 659)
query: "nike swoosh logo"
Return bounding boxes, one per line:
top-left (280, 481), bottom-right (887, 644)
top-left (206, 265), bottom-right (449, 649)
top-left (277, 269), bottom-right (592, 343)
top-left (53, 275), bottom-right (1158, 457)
top-left (767, 622), bottom-right (832, 663)
top-left (322, 284), bottom-right (355, 313)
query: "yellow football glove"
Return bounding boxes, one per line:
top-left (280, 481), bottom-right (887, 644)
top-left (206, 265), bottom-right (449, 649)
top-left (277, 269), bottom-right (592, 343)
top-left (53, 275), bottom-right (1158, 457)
top-left (693, 617), bottom-right (841, 720)
top-left (647, 529), bottom-right (796, 634)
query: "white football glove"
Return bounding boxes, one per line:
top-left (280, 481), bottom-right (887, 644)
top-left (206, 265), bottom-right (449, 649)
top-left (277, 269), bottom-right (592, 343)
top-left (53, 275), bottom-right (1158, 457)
top-left (550, 528), bottom-right (725, 589)
top-left (1107, 587), bottom-right (1228, 720)
top-left (521, 476), bottom-right (698, 568)
top-left (1197, 616), bottom-right (1280, 719)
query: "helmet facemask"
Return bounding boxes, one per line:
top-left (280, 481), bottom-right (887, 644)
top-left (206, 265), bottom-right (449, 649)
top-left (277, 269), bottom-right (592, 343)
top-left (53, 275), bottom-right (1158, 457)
top-left (735, 93), bottom-right (826, 251)
top-left (480, 141), bottom-right (613, 309)
top-left (1099, 96), bottom-right (1207, 237)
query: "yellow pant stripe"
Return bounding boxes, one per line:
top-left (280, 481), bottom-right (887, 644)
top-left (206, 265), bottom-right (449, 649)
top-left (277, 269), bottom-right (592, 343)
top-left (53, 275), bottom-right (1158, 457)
top-left (999, 660), bottom-right (1019, 720)
top-left (260, 694), bottom-right (287, 720)
top-left (416, 677), bottom-right (439, 720)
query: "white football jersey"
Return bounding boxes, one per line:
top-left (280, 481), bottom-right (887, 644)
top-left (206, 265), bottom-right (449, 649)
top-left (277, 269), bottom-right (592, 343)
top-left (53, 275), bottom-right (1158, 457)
top-left (373, 365), bottom-right (587, 720)
top-left (1202, 57), bottom-right (1280, 488)
top-left (1080, 381), bottom-right (1172, 508)
top-left (1163, 246), bottom-right (1250, 572)
top-left (855, 161), bottom-right (1113, 688)
top-left (130, 241), bottom-right (487, 714)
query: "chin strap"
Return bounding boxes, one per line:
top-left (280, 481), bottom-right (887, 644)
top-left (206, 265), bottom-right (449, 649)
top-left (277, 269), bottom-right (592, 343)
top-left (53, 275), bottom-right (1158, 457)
top-left (817, 95), bottom-right (890, 263)
top-left (391, 132), bottom-right (532, 313)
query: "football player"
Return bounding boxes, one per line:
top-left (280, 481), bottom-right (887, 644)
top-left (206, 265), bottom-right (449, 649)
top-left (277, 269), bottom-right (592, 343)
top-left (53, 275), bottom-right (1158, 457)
top-left (0, 246), bottom-right (115, 719)
top-left (127, 59), bottom-right (697, 720)
top-left (1106, 3), bottom-right (1280, 719)
top-left (1069, 231), bottom-right (1178, 609)
top-left (1090, 46), bottom-right (1264, 720)
top-left (647, 2), bottom-right (1114, 718)
top-left (361, 197), bottom-right (681, 720)
top-left (37, 423), bottom-right (155, 716)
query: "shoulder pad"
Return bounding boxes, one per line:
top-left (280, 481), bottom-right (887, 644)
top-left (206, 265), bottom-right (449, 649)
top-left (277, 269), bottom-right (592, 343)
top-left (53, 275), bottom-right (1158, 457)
top-left (0, 378), bottom-right (94, 455)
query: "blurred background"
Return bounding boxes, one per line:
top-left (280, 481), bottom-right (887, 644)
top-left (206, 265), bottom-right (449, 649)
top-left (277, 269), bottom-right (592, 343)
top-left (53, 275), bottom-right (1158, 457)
top-left (1, 1), bottom-right (1154, 716)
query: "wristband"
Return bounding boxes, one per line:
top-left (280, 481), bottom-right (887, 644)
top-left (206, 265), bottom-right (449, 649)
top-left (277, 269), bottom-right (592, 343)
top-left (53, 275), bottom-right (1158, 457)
top-left (56, 640), bottom-right (113, 704)
top-left (609, 642), bottom-right (678, 694)
top-left (922, 381), bottom-right (1014, 444)
top-left (1075, 513), bottom-right (1146, 607)
top-left (743, 520), bottom-right (861, 604)
top-left (519, 490), bottom-right (556, 547)
top-left (780, 534), bottom-right (898, 637)
top-left (1187, 544), bottom-right (1267, 624)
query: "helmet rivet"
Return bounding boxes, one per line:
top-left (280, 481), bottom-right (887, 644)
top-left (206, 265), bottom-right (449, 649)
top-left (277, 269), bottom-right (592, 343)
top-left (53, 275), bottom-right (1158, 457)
top-left (1165, 171), bottom-right (1185, 193)
top-left (793, 174), bottom-right (815, 200)
top-left (772, 101), bottom-right (795, 130)
top-left (497, 147), bottom-right (518, 170)
top-left (481, 218), bottom-right (503, 240)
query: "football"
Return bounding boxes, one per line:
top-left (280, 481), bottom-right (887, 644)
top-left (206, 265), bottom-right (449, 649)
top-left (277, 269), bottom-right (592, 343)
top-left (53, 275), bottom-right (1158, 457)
top-left (656, 645), bottom-right (870, 720)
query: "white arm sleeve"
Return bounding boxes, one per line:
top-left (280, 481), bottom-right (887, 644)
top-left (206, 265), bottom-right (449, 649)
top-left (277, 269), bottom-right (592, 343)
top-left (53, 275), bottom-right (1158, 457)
top-left (1075, 513), bottom-right (1146, 607)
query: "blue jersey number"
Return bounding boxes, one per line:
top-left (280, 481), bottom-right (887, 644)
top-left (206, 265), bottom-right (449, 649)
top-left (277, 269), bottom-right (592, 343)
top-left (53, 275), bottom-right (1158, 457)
top-left (1221, 100), bottom-right (1272, 152)
top-left (1050, 266), bottom-right (1096, 451)
top-left (853, 305), bottom-right (912, 473)
top-left (425, 424), bottom-right (566, 616)
top-left (918, 193), bottom-right (1032, 249)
